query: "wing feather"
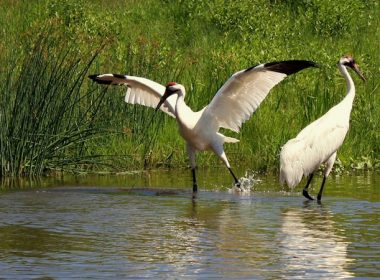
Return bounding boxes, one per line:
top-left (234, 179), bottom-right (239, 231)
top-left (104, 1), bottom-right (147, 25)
top-left (201, 61), bottom-right (317, 132)
top-left (89, 74), bottom-right (176, 117)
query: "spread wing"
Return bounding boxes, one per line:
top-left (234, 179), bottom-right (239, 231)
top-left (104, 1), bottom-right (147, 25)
top-left (88, 74), bottom-right (176, 117)
top-left (201, 60), bottom-right (317, 132)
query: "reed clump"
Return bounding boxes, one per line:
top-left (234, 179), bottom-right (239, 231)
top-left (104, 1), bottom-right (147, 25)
top-left (0, 31), bottom-right (107, 176)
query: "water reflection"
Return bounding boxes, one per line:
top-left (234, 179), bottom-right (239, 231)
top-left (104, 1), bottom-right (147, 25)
top-left (210, 200), bottom-right (278, 278)
top-left (0, 172), bottom-right (378, 279)
top-left (278, 203), bottom-right (354, 279)
top-left (0, 225), bottom-right (88, 258)
top-left (117, 197), bottom-right (219, 277)
top-left (0, 176), bottom-right (65, 190)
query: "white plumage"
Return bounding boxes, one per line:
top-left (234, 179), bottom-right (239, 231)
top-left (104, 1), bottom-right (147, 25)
top-left (91, 74), bottom-right (177, 117)
top-left (89, 60), bottom-right (317, 195)
top-left (204, 65), bottom-right (291, 132)
top-left (280, 55), bottom-right (366, 201)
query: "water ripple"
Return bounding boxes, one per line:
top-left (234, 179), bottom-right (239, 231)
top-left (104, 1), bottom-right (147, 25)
top-left (0, 173), bottom-right (379, 279)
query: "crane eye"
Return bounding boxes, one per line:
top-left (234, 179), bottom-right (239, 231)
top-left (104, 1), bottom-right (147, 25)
top-left (166, 87), bottom-right (179, 94)
top-left (343, 60), bottom-right (354, 67)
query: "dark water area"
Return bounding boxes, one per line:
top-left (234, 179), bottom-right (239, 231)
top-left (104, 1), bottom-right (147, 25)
top-left (0, 169), bottom-right (379, 279)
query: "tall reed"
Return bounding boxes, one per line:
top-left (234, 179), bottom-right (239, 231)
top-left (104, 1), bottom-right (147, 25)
top-left (0, 32), bottom-right (106, 176)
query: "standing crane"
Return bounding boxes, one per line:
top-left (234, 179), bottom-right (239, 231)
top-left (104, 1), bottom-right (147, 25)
top-left (280, 55), bottom-right (365, 201)
top-left (89, 60), bottom-right (317, 195)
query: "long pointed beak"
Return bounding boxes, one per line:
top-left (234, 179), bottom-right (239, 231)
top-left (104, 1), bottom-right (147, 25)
top-left (353, 64), bottom-right (366, 82)
top-left (155, 97), bottom-right (166, 111)
top-left (156, 89), bottom-right (174, 111)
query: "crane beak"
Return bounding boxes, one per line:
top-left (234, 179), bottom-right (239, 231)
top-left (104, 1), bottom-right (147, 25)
top-left (155, 97), bottom-right (165, 111)
top-left (155, 90), bottom-right (171, 111)
top-left (352, 63), bottom-right (366, 82)
top-left (155, 86), bottom-right (179, 111)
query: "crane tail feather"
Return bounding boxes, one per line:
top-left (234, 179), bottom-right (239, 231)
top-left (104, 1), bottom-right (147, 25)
top-left (279, 145), bottom-right (305, 188)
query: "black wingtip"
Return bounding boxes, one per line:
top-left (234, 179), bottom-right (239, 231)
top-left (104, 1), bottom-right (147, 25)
top-left (88, 74), bottom-right (98, 80)
top-left (264, 60), bottom-right (319, 75)
top-left (88, 74), bottom-right (113, 85)
top-left (88, 73), bottom-right (127, 85)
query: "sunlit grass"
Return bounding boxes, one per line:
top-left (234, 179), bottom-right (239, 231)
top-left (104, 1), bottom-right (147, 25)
top-left (1, 0), bottom-right (379, 176)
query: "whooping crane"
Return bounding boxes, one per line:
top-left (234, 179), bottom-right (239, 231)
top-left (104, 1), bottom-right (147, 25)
top-left (280, 55), bottom-right (365, 201)
top-left (89, 60), bottom-right (317, 195)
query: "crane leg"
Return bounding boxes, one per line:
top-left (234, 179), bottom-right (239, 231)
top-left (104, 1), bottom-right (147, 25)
top-left (187, 145), bottom-right (198, 197)
top-left (228, 168), bottom-right (241, 188)
top-left (211, 143), bottom-right (241, 188)
top-left (302, 173), bottom-right (314, 200)
top-left (191, 168), bottom-right (198, 193)
top-left (317, 176), bottom-right (327, 202)
top-left (316, 152), bottom-right (335, 202)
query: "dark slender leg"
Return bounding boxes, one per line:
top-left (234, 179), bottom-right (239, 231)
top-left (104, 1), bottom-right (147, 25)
top-left (317, 176), bottom-right (327, 202)
top-left (228, 168), bottom-right (241, 188)
top-left (302, 173), bottom-right (314, 200)
top-left (191, 168), bottom-right (198, 193)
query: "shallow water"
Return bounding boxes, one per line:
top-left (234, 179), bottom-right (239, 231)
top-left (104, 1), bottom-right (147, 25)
top-left (0, 169), bottom-right (379, 279)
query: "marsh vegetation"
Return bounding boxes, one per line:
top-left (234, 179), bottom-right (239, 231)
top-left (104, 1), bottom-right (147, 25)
top-left (1, 0), bottom-right (379, 176)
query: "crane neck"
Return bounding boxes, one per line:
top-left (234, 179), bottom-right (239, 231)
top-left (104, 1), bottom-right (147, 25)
top-left (174, 87), bottom-right (193, 125)
top-left (338, 62), bottom-right (355, 99)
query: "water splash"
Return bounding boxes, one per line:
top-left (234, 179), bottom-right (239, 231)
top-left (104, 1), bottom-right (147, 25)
top-left (228, 170), bottom-right (262, 194)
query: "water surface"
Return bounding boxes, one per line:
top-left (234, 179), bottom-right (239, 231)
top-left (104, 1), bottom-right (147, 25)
top-left (0, 169), bottom-right (379, 279)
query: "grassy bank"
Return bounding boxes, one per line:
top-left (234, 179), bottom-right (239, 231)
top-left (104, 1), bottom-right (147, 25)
top-left (1, 0), bottom-right (379, 176)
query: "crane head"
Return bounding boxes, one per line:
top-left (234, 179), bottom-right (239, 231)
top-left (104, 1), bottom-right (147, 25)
top-left (339, 55), bottom-right (366, 81)
top-left (155, 82), bottom-right (181, 111)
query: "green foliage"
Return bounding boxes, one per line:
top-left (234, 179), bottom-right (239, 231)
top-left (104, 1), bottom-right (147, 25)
top-left (275, 0), bottom-right (369, 36)
top-left (0, 0), bottom-right (379, 176)
top-left (46, 0), bottom-right (121, 41)
top-left (0, 31), bottom-right (106, 176)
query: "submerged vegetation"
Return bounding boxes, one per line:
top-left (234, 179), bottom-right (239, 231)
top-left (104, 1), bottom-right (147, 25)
top-left (0, 0), bottom-right (379, 176)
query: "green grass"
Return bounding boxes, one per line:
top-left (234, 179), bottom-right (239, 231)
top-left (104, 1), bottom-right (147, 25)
top-left (0, 30), bottom-right (107, 176)
top-left (0, 0), bottom-right (379, 176)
